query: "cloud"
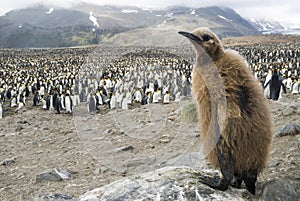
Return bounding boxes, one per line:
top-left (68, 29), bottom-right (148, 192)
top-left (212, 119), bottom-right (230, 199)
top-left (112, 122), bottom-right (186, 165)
top-left (0, 0), bottom-right (77, 16)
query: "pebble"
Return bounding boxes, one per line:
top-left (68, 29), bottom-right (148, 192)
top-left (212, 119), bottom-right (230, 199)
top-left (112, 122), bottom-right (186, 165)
top-left (5, 132), bottom-right (20, 137)
top-left (94, 168), bottom-right (101, 174)
top-left (145, 144), bottom-right (155, 149)
top-left (168, 116), bottom-right (176, 121)
top-left (159, 139), bottom-right (170, 143)
top-left (16, 120), bottom-right (29, 124)
top-left (2, 158), bottom-right (15, 166)
top-left (104, 129), bottom-right (113, 134)
top-left (94, 167), bottom-right (108, 174)
top-left (35, 193), bottom-right (75, 201)
top-left (115, 145), bottom-right (134, 152)
top-left (282, 107), bottom-right (295, 116)
top-left (36, 168), bottom-right (72, 182)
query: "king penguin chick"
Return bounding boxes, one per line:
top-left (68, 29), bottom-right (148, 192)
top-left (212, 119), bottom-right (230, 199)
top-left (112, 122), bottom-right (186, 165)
top-left (179, 28), bottom-right (273, 195)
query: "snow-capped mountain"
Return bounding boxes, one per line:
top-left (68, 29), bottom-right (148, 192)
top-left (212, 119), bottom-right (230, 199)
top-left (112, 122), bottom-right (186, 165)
top-left (0, 3), bottom-right (298, 48)
top-left (247, 18), bottom-right (300, 34)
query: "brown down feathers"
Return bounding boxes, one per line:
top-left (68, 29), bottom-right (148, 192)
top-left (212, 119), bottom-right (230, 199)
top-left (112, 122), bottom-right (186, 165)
top-left (190, 28), bottom-right (273, 174)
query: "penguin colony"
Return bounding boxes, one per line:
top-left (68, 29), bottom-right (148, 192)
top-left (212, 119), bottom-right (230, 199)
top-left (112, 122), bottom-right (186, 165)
top-left (0, 47), bottom-right (193, 117)
top-left (179, 27), bottom-right (273, 195)
top-left (0, 41), bottom-right (299, 118)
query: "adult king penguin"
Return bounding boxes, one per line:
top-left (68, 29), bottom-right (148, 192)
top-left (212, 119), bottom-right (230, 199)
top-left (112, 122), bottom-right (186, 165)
top-left (264, 69), bottom-right (286, 100)
top-left (179, 28), bottom-right (272, 195)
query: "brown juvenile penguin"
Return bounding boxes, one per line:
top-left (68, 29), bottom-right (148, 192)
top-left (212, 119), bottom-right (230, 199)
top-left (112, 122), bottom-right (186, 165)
top-left (179, 28), bottom-right (272, 195)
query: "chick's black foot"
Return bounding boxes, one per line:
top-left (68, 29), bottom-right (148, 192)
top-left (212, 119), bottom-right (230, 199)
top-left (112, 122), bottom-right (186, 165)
top-left (198, 175), bottom-right (230, 191)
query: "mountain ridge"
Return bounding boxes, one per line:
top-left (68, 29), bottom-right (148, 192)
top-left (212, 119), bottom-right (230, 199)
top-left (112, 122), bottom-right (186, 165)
top-left (0, 4), bottom-right (296, 48)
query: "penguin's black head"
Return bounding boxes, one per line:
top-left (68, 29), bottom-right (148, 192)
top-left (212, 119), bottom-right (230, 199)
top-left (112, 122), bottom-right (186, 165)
top-left (178, 27), bottom-right (223, 60)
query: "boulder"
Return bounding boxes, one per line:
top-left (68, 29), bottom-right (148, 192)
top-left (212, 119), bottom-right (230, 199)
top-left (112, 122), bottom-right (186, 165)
top-left (261, 178), bottom-right (300, 201)
top-left (79, 167), bottom-right (250, 201)
top-left (275, 124), bottom-right (300, 137)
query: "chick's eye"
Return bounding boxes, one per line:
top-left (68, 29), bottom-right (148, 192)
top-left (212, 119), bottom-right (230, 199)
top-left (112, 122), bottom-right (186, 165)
top-left (202, 34), bottom-right (211, 41)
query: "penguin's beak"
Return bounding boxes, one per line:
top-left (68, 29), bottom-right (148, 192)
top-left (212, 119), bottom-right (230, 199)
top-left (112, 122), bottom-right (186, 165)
top-left (178, 31), bottom-right (203, 42)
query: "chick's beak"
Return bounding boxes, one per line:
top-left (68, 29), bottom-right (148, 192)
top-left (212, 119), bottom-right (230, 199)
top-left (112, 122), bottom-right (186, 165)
top-left (178, 31), bottom-right (203, 42)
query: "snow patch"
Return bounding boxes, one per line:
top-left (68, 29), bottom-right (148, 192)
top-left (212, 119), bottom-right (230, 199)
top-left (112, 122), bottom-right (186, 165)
top-left (218, 15), bottom-right (226, 20)
top-left (45, 8), bottom-right (54, 14)
top-left (258, 22), bottom-right (268, 31)
top-left (18, 24), bottom-right (22, 29)
top-left (142, 8), bottom-right (152, 13)
top-left (157, 20), bottom-right (167, 27)
top-left (89, 12), bottom-right (99, 27)
top-left (157, 18), bottom-right (174, 27)
top-left (218, 15), bottom-right (232, 22)
top-left (191, 10), bottom-right (196, 15)
top-left (121, 9), bottom-right (138, 14)
top-left (249, 18), bottom-right (257, 23)
top-left (165, 13), bottom-right (173, 17)
top-left (266, 23), bottom-right (275, 29)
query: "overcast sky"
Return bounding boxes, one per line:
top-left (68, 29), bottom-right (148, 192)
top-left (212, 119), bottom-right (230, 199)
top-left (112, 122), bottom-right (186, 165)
top-left (1, 0), bottom-right (300, 25)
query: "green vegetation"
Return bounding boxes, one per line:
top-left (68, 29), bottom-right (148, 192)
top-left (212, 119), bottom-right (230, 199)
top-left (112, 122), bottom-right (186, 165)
top-left (180, 103), bottom-right (198, 123)
top-left (0, 24), bottom-right (101, 48)
top-left (67, 31), bottom-right (97, 46)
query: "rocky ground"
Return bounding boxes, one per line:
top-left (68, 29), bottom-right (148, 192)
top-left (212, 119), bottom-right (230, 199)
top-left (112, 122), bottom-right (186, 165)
top-left (0, 92), bottom-right (299, 200)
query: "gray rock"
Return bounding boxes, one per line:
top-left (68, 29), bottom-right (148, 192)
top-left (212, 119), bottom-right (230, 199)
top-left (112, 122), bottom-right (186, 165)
top-left (16, 120), bottom-right (29, 124)
top-left (36, 171), bottom-right (63, 183)
top-left (79, 167), bottom-right (249, 201)
top-left (125, 156), bottom-right (156, 168)
top-left (5, 132), bottom-right (20, 137)
top-left (144, 144), bottom-right (155, 149)
top-left (36, 168), bottom-right (72, 182)
top-left (100, 167), bottom-right (108, 173)
top-left (2, 158), bottom-right (15, 166)
top-left (34, 193), bottom-right (76, 201)
top-left (268, 160), bottom-right (280, 167)
top-left (15, 125), bottom-right (24, 131)
top-left (282, 108), bottom-right (294, 116)
top-left (167, 116), bottom-right (176, 121)
top-left (281, 102), bottom-right (300, 116)
top-left (159, 139), bottom-right (170, 143)
top-left (115, 145), bottom-right (134, 153)
top-left (289, 102), bottom-right (300, 109)
top-left (261, 178), bottom-right (300, 201)
top-left (104, 129), bottom-right (112, 134)
top-left (93, 168), bottom-right (101, 175)
top-left (94, 167), bottom-right (108, 175)
top-left (275, 124), bottom-right (300, 137)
